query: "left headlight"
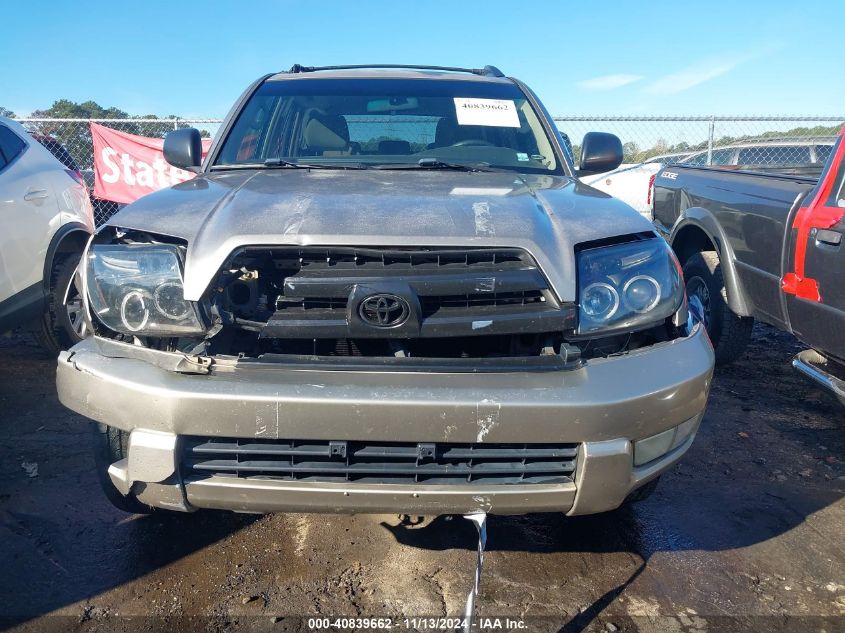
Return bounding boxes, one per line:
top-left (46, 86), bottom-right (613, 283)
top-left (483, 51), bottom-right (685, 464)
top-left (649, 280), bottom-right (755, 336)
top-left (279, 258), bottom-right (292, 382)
top-left (86, 244), bottom-right (206, 337)
top-left (577, 238), bottom-right (683, 335)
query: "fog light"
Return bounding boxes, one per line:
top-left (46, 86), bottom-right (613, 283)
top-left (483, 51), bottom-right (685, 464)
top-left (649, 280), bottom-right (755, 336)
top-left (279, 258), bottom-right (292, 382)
top-left (634, 428), bottom-right (674, 466)
top-left (671, 415), bottom-right (701, 450)
top-left (634, 415), bottom-right (702, 466)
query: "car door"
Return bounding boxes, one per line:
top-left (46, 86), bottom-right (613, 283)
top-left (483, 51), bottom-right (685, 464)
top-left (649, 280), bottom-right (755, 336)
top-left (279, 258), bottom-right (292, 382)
top-left (0, 124), bottom-right (57, 304)
top-left (782, 131), bottom-right (845, 362)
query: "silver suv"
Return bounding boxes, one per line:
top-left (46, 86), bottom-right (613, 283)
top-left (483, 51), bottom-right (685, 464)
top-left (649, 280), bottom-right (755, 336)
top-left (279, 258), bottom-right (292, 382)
top-left (57, 65), bottom-right (714, 516)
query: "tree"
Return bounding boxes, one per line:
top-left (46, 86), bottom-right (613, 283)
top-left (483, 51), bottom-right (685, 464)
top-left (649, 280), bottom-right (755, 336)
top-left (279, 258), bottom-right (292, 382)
top-left (622, 141), bottom-right (640, 162)
top-left (0, 107), bottom-right (15, 118)
top-left (32, 99), bottom-right (129, 120)
top-left (27, 99), bottom-right (183, 170)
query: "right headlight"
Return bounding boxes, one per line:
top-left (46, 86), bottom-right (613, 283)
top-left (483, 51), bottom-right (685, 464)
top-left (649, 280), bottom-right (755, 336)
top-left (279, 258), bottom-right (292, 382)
top-left (577, 238), bottom-right (683, 335)
top-left (85, 243), bottom-right (206, 337)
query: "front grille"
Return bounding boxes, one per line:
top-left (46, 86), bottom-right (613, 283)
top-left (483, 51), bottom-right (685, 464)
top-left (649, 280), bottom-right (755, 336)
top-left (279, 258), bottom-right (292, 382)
top-left (419, 290), bottom-right (546, 318)
top-left (247, 247), bottom-right (576, 339)
top-left (274, 291), bottom-right (547, 318)
top-left (275, 297), bottom-right (347, 312)
top-left (182, 437), bottom-right (579, 486)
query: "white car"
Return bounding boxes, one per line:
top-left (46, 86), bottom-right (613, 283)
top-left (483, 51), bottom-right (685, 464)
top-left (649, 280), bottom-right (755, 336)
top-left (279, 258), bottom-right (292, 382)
top-left (0, 116), bottom-right (94, 353)
top-left (580, 139), bottom-right (836, 220)
top-left (675, 139), bottom-right (834, 171)
top-left (579, 162), bottom-right (663, 219)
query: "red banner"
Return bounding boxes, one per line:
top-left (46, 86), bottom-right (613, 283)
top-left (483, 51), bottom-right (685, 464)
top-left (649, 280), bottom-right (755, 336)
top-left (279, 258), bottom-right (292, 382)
top-left (90, 122), bottom-right (212, 204)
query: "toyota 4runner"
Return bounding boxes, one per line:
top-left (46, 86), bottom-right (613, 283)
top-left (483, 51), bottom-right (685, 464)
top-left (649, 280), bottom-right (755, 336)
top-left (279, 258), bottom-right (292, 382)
top-left (57, 65), bottom-right (714, 515)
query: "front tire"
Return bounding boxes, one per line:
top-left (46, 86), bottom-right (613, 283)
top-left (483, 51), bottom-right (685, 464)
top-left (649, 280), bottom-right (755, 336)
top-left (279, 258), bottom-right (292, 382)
top-left (683, 251), bottom-right (753, 365)
top-left (35, 254), bottom-right (88, 355)
top-left (92, 424), bottom-right (153, 514)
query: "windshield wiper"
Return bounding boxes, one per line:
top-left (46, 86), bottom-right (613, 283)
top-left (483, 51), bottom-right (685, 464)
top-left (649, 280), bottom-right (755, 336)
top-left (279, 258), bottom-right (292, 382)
top-left (210, 160), bottom-right (367, 171)
top-left (372, 158), bottom-right (493, 172)
top-left (263, 159), bottom-right (368, 170)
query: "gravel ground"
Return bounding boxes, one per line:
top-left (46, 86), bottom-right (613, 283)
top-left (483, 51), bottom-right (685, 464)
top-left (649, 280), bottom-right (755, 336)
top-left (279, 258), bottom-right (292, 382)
top-left (0, 325), bottom-right (843, 633)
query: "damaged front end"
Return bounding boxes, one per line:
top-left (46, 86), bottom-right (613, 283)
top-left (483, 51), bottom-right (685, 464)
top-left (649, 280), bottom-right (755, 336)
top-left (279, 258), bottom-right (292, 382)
top-left (61, 227), bottom-right (713, 516)
top-left (78, 228), bottom-right (216, 374)
top-left (79, 228), bottom-right (690, 373)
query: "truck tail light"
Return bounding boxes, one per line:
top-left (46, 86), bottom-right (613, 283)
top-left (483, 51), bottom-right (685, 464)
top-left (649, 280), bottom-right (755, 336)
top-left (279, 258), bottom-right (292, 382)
top-left (647, 173), bottom-right (656, 206)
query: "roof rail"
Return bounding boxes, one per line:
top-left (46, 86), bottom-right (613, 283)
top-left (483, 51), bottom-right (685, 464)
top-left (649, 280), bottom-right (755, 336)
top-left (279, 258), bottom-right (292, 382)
top-left (287, 64), bottom-right (505, 78)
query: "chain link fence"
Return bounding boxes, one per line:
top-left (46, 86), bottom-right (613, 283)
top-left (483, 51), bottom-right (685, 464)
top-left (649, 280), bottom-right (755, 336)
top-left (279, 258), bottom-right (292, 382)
top-left (554, 116), bottom-right (845, 172)
top-left (15, 116), bottom-right (845, 225)
top-left (19, 118), bottom-right (222, 225)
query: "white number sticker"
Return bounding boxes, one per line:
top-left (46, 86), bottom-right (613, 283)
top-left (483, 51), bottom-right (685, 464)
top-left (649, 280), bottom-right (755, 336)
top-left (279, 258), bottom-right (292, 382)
top-left (454, 98), bottom-right (520, 128)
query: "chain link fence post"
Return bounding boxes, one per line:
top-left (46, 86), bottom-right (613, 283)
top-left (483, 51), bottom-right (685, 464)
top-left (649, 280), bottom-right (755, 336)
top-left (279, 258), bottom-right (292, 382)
top-left (706, 116), bottom-right (715, 166)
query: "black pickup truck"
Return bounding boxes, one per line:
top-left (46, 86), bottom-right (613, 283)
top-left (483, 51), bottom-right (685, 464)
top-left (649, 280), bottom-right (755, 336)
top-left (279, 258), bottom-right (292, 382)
top-left (653, 128), bottom-right (845, 403)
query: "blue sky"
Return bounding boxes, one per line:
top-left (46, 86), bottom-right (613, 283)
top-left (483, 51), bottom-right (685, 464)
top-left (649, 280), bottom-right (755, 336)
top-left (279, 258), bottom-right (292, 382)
top-left (1, 0), bottom-right (842, 118)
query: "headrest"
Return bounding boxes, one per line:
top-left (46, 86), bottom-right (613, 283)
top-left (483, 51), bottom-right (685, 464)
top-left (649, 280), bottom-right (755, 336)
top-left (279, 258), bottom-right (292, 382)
top-left (435, 118), bottom-right (458, 146)
top-left (434, 118), bottom-right (489, 147)
top-left (304, 114), bottom-right (349, 150)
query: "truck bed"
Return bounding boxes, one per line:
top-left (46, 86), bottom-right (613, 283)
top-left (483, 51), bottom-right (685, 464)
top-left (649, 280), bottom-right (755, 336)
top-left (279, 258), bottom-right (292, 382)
top-left (653, 165), bottom-right (817, 236)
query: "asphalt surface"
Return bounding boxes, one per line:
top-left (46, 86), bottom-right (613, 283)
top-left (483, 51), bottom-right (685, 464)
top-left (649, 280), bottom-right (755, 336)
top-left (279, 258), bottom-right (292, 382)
top-left (1, 325), bottom-right (843, 633)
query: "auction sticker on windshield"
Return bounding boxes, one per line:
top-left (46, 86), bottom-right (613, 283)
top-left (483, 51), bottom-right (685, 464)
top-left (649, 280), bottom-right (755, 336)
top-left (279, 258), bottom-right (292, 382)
top-left (454, 98), bottom-right (520, 127)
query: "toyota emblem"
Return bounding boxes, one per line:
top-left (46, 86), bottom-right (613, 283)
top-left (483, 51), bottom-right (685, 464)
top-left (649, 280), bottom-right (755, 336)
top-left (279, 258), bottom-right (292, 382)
top-left (359, 294), bottom-right (410, 328)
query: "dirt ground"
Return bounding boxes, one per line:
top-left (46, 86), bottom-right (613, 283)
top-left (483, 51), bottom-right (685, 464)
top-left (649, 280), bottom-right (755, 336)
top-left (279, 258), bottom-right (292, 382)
top-left (0, 324), bottom-right (843, 633)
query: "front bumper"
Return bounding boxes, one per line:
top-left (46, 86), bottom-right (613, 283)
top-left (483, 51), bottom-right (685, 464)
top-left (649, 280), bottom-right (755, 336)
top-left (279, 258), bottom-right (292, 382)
top-left (58, 323), bottom-right (713, 515)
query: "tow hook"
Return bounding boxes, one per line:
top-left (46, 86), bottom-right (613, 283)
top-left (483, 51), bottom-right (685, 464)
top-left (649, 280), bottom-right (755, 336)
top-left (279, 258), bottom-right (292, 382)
top-left (461, 512), bottom-right (488, 632)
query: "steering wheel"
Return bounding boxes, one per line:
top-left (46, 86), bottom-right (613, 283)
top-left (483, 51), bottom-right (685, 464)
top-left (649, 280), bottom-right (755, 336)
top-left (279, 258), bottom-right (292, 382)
top-left (451, 139), bottom-right (495, 147)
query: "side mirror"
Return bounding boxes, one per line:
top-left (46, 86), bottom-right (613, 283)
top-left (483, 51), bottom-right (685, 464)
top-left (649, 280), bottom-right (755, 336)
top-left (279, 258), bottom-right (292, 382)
top-left (163, 128), bottom-right (203, 172)
top-left (578, 132), bottom-right (623, 175)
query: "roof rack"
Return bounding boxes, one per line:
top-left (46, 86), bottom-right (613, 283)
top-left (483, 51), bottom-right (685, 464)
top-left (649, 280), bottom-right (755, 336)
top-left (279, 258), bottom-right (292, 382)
top-left (287, 64), bottom-right (505, 78)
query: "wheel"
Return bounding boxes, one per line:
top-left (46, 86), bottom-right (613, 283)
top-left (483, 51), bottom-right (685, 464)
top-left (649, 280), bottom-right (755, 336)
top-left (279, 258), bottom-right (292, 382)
top-left (683, 251), bottom-right (753, 365)
top-left (34, 254), bottom-right (88, 355)
top-left (92, 424), bottom-right (153, 514)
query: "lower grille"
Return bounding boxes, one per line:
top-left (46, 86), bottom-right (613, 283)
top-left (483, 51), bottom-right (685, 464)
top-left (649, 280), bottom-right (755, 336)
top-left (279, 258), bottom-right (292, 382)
top-left (182, 437), bottom-right (578, 486)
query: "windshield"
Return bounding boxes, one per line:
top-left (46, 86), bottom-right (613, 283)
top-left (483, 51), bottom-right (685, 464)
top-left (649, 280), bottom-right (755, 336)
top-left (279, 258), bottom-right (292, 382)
top-left (213, 77), bottom-right (562, 174)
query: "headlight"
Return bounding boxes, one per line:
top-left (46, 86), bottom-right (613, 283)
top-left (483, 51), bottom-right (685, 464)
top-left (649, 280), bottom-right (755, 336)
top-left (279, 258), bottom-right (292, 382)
top-left (86, 244), bottom-right (205, 337)
top-left (577, 238), bottom-right (682, 334)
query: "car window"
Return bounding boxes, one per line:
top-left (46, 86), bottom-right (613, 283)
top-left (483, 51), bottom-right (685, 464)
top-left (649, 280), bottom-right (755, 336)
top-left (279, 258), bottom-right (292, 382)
top-left (680, 152), bottom-right (706, 166)
top-left (683, 148), bottom-right (733, 166)
top-left (0, 125), bottom-right (26, 167)
top-left (737, 145), bottom-right (811, 166)
top-left (344, 115), bottom-right (439, 151)
top-left (814, 144), bottom-right (833, 164)
top-left (214, 78), bottom-right (561, 174)
top-left (834, 156), bottom-right (845, 208)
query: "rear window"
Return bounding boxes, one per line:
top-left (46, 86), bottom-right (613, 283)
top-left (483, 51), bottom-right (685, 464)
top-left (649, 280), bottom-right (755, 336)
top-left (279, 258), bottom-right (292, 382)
top-left (736, 145), bottom-right (811, 166)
